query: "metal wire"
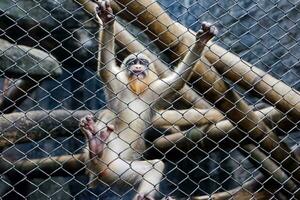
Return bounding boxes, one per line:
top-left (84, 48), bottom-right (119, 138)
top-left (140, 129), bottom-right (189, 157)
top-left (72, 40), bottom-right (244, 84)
top-left (0, 0), bottom-right (299, 199)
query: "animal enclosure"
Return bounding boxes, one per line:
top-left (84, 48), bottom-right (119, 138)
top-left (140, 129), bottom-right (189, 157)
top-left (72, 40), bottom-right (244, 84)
top-left (0, 0), bottom-right (299, 199)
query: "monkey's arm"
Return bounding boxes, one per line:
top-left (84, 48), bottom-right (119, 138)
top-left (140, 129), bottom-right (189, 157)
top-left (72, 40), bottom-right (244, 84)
top-left (151, 22), bottom-right (218, 96)
top-left (99, 23), bottom-right (120, 82)
top-left (96, 1), bottom-right (120, 84)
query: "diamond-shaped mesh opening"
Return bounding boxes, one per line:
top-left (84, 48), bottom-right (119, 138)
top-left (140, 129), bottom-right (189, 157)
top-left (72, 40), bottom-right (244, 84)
top-left (0, 0), bottom-right (299, 199)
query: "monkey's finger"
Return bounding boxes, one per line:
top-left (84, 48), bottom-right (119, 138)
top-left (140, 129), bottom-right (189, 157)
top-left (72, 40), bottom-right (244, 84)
top-left (85, 114), bottom-right (94, 122)
top-left (95, 4), bottom-right (101, 15)
top-left (201, 21), bottom-right (211, 27)
top-left (210, 25), bottom-right (218, 36)
top-left (162, 197), bottom-right (176, 200)
top-left (136, 195), bottom-right (143, 200)
top-left (197, 29), bottom-right (204, 35)
top-left (201, 21), bottom-right (212, 32)
top-left (80, 124), bottom-right (91, 132)
top-left (91, 0), bottom-right (103, 6)
top-left (104, 0), bottom-right (114, 15)
top-left (104, 0), bottom-right (110, 7)
top-left (80, 126), bottom-right (90, 135)
top-left (100, 1), bottom-right (106, 10)
top-left (136, 195), bottom-right (155, 200)
top-left (79, 119), bottom-right (87, 126)
top-left (146, 196), bottom-right (155, 200)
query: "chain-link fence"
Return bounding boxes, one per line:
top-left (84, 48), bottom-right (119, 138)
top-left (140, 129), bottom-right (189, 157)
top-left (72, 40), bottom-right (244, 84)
top-left (0, 0), bottom-right (299, 199)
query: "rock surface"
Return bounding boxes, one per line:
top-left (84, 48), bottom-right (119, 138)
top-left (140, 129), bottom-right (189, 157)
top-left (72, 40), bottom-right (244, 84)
top-left (0, 39), bottom-right (61, 78)
top-left (0, 0), bottom-right (99, 68)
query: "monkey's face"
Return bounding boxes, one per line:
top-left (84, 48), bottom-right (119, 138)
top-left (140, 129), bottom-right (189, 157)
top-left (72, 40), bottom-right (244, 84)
top-left (123, 54), bottom-right (150, 79)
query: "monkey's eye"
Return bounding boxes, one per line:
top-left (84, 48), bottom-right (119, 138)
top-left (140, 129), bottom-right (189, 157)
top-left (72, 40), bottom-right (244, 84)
top-left (139, 59), bottom-right (149, 66)
top-left (126, 58), bottom-right (136, 66)
top-left (126, 58), bottom-right (149, 67)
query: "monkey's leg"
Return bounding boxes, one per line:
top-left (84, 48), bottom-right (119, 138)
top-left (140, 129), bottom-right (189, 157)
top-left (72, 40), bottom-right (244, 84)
top-left (80, 114), bottom-right (114, 187)
top-left (99, 158), bottom-right (165, 200)
top-left (133, 159), bottom-right (165, 200)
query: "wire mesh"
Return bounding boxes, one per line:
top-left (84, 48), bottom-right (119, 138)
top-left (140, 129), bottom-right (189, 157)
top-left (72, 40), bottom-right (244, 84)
top-left (0, 0), bottom-right (299, 199)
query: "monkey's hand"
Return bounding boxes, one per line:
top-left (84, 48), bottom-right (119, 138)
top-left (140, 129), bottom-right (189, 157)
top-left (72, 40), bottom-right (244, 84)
top-left (196, 22), bottom-right (218, 45)
top-left (94, 0), bottom-right (115, 25)
top-left (135, 194), bottom-right (155, 200)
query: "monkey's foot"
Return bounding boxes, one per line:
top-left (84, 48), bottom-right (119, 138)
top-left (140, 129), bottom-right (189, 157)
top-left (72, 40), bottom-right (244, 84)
top-left (135, 194), bottom-right (155, 200)
top-left (196, 21), bottom-right (218, 44)
top-left (94, 0), bottom-right (115, 24)
top-left (80, 114), bottom-right (112, 158)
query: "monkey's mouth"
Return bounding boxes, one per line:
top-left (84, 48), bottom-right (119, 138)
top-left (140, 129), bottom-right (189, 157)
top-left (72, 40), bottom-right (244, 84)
top-left (130, 70), bottom-right (147, 78)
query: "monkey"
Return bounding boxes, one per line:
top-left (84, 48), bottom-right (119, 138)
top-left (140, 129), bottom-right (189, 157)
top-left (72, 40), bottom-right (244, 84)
top-left (80, 0), bottom-right (218, 199)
